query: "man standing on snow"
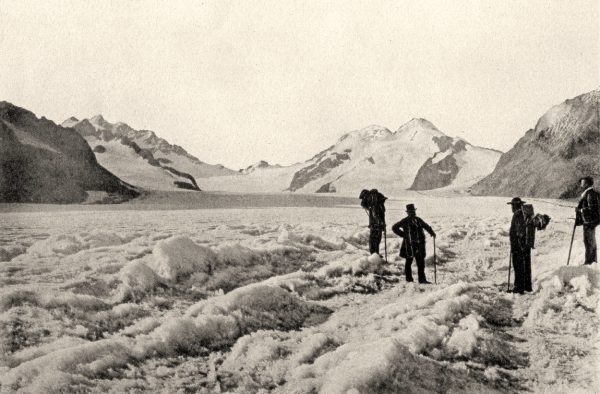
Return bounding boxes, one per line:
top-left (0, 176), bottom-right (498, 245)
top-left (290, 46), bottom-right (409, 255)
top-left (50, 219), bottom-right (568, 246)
top-left (508, 197), bottom-right (534, 294)
top-left (576, 176), bottom-right (599, 265)
top-left (392, 204), bottom-right (436, 284)
top-left (360, 189), bottom-right (387, 256)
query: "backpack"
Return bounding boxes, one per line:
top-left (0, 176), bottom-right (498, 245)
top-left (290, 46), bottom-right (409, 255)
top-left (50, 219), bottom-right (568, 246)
top-left (359, 189), bottom-right (387, 225)
top-left (359, 189), bottom-right (387, 211)
top-left (532, 214), bottom-right (551, 231)
top-left (522, 204), bottom-right (551, 249)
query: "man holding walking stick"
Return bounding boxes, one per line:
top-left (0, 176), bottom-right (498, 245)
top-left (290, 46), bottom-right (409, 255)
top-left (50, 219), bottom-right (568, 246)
top-left (575, 176), bottom-right (599, 265)
top-left (508, 197), bottom-right (534, 294)
top-left (392, 204), bottom-right (436, 284)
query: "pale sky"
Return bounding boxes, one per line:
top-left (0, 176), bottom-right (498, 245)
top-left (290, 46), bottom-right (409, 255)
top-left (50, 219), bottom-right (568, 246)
top-left (1, 1), bottom-right (598, 169)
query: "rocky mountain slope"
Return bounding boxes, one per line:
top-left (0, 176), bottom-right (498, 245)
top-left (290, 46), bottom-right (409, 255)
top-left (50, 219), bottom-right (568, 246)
top-left (203, 120), bottom-right (501, 195)
top-left (0, 102), bottom-right (138, 203)
top-left (472, 89), bottom-right (600, 198)
top-left (63, 116), bottom-right (233, 191)
top-left (63, 115), bottom-right (234, 176)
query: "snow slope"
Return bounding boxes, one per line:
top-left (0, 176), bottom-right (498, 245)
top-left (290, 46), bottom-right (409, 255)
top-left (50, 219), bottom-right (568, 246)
top-left (83, 137), bottom-right (197, 191)
top-left (202, 120), bottom-right (501, 195)
top-left (62, 115), bottom-right (235, 189)
top-left (473, 89), bottom-right (600, 198)
top-left (0, 195), bottom-right (596, 393)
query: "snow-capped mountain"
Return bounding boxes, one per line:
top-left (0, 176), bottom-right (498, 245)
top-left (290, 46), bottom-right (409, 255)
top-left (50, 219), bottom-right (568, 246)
top-left (202, 119), bottom-right (501, 195)
top-left (63, 115), bottom-right (235, 177)
top-left (239, 160), bottom-right (282, 174)
top-left (63, 116), bottom-right (235, 191)
top-left (472, 89), bottom-right (600, 198)
top-left (287, 119), bottom-right (500, 194)
top-left (0, 102), bottom-right (137, 203)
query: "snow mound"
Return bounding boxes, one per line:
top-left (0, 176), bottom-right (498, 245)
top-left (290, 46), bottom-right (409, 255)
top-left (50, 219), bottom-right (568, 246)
top-left (277, 228), bottom-right (345, 251)
top-left (1, 284), bottom-right (330, 393)
top-left (526, 265), bottom-right (600, 328)
top-left (446, 313), bottom-right (481, 356)
top-left (147, 236), bottom-right (217, 281)
top-left (318, 253), bottom-right (383, 277)
top-left (42, 292), bottom-right (109, 311)
top-left (117, 260), bottom-right (161, 301)
top-left (275, 282), bottom-right (490, 393)
top-left (154, 284), bottom-right (331, 355)
top-left (26, 231), bottom-right (129, 257)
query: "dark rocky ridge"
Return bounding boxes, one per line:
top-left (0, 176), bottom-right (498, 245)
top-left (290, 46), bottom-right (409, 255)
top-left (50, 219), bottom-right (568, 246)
top-left (239, 160), bottom-right (281, 174)
top-left (287, 148), bottom-right (351, 192)
top-left (315, 182), bottom-right (336, 193)
top-left (0, 102), bottom-right (138, 203)
top-left (69, 120), bottom-right (201, 191)
top-left (472, 90), bottom-right (600, 198)
top-left (410, 137), bottom-right (467, 190)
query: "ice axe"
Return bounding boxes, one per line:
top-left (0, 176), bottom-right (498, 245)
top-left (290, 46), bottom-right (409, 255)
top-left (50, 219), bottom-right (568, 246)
top-left (433, 236), bottom-right (437, 284)
top-left (383, 227), bottom-right (388, 263)
top-left (506, 253), bottom-right (512, 292)
top-left (566, 219), bottom-right (577, 266)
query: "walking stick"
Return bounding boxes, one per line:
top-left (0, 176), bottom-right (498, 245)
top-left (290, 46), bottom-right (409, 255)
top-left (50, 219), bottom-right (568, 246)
top-left (507, 253), bottom-right (512, 292)
top-left (566, 221), bottom-right (576, 266)
top-left (433, 236), bottom-right (437, 284)
top-left (384, 228), bottom-right (388, 263)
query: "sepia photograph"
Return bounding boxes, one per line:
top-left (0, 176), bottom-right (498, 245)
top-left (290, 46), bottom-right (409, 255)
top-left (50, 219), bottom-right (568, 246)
top-left (0, 1), bottom-right (598, 392)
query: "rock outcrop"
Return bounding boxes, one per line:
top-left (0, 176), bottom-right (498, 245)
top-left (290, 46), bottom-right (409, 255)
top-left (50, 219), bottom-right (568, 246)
top-left (0, 102), bottom-right (138, 203)
top-left (472, 89), bottom-right (600, 198)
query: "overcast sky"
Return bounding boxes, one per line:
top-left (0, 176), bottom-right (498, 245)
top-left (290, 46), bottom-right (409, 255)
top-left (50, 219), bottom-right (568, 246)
top-left (1, 0), bottom-right (598, 169)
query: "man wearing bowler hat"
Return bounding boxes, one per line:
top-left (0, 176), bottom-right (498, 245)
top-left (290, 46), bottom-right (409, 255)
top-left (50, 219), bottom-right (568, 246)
top-left (392, 204), bottom-right (436, 284)
top-left (508, 197), bottom-right (533, 294)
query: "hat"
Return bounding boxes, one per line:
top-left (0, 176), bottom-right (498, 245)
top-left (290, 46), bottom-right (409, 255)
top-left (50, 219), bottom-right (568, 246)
top-left (406, 204), bottom-right (416, 211)
top-left (507, 197), bottom-right (526, 205)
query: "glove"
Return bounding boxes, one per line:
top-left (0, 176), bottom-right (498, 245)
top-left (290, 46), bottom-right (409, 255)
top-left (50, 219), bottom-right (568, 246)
top-left (431, 232), bottom-right (436, 238)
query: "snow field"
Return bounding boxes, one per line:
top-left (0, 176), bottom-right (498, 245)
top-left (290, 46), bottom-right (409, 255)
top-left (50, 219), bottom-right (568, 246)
top-left (0, 207), bottom-right (392, 392)
top-left (0, 196), bottom-right (597, 393)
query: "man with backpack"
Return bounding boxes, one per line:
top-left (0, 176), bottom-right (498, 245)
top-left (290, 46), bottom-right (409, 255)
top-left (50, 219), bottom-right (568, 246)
top-left (359, 189), bottom-right (387, 256)
top-left (576, 176), bottom-right (599, 265)
top-left (508, 197), bottom-right (537, 294)
top-left (391, 204), bottom-right (436, 284)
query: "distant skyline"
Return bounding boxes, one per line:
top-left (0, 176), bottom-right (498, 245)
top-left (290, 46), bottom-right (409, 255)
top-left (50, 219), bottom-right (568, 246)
top-left (1, 0), bottom-right (598, 169)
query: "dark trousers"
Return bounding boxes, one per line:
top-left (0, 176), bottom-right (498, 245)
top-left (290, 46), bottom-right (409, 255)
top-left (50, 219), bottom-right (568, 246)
top-left (583, 226), bottom-right (597, 264)
top-left (405, 256), bottom-right (426, 283)
top-left (512, 250), bottom-right (531, 292)
top-left (369, 228), bottom-right (383, 255)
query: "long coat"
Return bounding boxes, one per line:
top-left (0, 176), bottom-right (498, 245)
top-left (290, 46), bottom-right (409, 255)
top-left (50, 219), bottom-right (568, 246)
top-left (510, 209), bottom-right (534, 252)
top-left (392, 216), bottom-right (435, 258)
top-left (577, 188), bottom-right (600, 227)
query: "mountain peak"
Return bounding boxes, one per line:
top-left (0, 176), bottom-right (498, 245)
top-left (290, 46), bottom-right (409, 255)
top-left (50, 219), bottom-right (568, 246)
top-left (339, 125), bottom-right (392, 142)
top-left (240, 160), bottom-right (281, 174)
top-left (61, 116), bottom-right (80, 128)
top-left (90, 115), bottom-right (110, 126)
top-left (397, 118), bottom-right (440, 133)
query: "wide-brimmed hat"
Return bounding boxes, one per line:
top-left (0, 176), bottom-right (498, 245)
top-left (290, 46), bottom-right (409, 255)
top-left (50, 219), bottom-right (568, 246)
top-left (406, 204), bottom-right (416, 212)
top-left (507, 197), bottom-right (526, 205)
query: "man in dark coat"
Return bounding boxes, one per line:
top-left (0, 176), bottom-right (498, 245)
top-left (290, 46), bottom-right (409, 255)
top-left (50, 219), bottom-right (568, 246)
top-left (508, 197), bottom-right (534, 294)
top-left (576, 176), bottom-right (599, 265)
top-left (392, 204), bottom-right (436, 283)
